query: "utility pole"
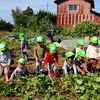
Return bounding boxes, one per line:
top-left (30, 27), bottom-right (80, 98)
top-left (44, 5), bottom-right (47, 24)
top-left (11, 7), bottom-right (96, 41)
top-left (47, 2), bottom-right (48, 12)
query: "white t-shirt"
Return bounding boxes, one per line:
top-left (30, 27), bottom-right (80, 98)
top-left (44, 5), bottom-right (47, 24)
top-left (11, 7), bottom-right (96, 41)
top-left (86, 45), bottom-right (99, 59)
top-left (75, 47), bottom-right (81, 57)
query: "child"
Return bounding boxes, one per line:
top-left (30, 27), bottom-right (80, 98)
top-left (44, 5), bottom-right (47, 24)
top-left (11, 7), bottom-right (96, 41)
top-left (75, 39), bottom-right (85, 57)
top-left (86, 36), bottom-right (99, 73)
top-left (19, 33), bottom-right (28, 60)
top-left (74, 50), bottom-right (88, 75)
top-left (34, 36), bottom-right (48, 75)
top-left (98, 39), bottom-right (100, 57)
top-left (0, 42), bottom-right (11, 82)
top-left (10, 58), bottom-right (28, 80)
top-left (62, 51), bottom-right (77, 75)
top-left (44, 43), bottom-right (58, 78)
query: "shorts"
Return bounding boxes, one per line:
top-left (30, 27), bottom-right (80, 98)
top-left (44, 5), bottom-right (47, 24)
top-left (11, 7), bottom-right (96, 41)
top-left (0, 63), bottom-right (9, 74)
top-left (36, 60), bottom-right (44, 72)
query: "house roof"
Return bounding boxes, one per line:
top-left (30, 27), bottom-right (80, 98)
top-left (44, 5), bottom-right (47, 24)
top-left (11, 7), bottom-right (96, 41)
top-left (54, 0), bottom-right (95, 8)
top-left (90, 10), bottom-right (100, 16)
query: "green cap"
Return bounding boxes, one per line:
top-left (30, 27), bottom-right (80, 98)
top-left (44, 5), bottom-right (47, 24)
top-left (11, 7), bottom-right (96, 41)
top-left (77, 40), bottom-right (85, 46)
top-left (90, 36), bottom-right (98, 44)
top-left (20, 37), bottom-right (25, 41)
top-left (19, 33), bottom-right (25, 38)
top-left (18, 58), bottom-right (26, 64)
top-left (36, 36), bottom-right (44, 43)
top-left (49, 43), bottom-right (57, 53)
top-left (0, 43), bottom-right (7, 51)
top-left (65, 51), bottom-right (74, 58)
top-left (98, 39), bottom-right (100, 46)
top-left (1, 42), bottom-right (8, 50)
top-left (77, 50), bottom-right (86, 57)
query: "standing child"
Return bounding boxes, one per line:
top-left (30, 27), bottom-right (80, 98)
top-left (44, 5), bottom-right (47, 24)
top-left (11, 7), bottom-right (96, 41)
top-left (34, 36), bottom-right (48, 75)
top-left (10, 58), bottom-right (28, 80)
top-left (97, 39), bottom-right (100, 57)
top-left (0, 42), bottom-right (11, 82)
top-left (44, 43), bottom-right (58, 78)
top-left (62, 51), bottom-right (77, 75)
top-left (19, 33), bottom-right (28, 60)
top-left (75, 39), bottom-right (85, 57)
top-left (74, 50), bottom-right (88, 75)
top-left (86, 36), bottom-right (99, 73)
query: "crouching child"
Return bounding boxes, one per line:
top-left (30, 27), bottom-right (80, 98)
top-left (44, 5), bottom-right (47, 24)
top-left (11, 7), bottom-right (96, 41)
top-left (9, 58), bottom-right (28, 81)
top-left (62, 51), bottom-right (77, 75)
top-left (75, 50), bottom-right (88, 75)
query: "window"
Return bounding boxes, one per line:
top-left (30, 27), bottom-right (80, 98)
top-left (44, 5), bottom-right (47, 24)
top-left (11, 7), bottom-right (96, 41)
top-left (68, 5), bottom-right (77, 11)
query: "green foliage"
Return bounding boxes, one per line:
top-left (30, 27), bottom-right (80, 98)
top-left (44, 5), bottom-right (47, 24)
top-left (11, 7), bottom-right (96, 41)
top-left (71, 20), bottom-right (100, 37)
top-left (0, 73), bottom-right (100, 99)
top-left (0, 19), bottom-right (13, 32)
top-left (37, 10), bottom-right (56, 24)
top-left (55, 25), bottom-right (71, 36)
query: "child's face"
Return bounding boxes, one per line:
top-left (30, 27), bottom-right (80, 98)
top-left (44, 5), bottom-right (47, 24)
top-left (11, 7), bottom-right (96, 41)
top-left (91, 43), bottom-right (97, 46)
top-left (78, 56), bottom-right (84, 61)
top-left (78, 45), bottom-right (83, 49)
top-left (38, 42), bottom-right (43, 46)
top-left (68, 58), bottom-right (73, 63)
top-left (67, 56), bottom-right (74, 63)
top-left (18, 63), bottom-right (24, 68)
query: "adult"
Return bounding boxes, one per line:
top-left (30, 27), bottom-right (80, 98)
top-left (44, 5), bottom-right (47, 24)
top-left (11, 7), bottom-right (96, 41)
top-left (47, 23), bottom-right (55, 43)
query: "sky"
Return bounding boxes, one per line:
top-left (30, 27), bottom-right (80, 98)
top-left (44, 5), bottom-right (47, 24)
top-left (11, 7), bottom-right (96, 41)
top-left (0, 0), bottom-right (100, 24)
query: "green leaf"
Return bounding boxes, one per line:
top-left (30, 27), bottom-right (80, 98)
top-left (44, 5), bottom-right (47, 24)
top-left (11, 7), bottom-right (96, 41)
top-left (76, 80), bottom-right (83, 85)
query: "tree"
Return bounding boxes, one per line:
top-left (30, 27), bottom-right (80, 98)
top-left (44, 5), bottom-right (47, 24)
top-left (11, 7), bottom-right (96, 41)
top-left (71, 20), bottom-right (100, 37)
top-left (0, 19), bottom-right (13, 32)
top-left (12, 7), bottom-right (37, 33)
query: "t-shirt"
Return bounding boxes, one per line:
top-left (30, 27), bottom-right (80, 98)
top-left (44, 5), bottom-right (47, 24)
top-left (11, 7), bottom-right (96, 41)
top-left (74, 58), bottom-right (87, 73)
top-left (10, 66), bottom-right (27, 80)
top-left (20, 40), bottom-right (28, 52)
top-left (34, 44), bottom-right (48, 60)
top-left (44, 52), bottom-right (58, 64)
top-left (62, 60), bottom-right (77, 75)
top-left (0, 51), bottom-right (11, 65)
top-left (86, 45), bottom-right (99, 59)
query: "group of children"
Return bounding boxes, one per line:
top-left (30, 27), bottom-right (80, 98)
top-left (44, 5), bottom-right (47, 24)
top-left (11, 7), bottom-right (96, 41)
top-left (0, 33), bottom-right (100, 81)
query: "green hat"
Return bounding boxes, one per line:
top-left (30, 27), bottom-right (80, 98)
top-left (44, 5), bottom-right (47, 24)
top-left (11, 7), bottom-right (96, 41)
top-left (98, 39), bottom-right (100, 46)
top-left (77, 40), bottom-right (85, 46)
top-left (0, 43), bottom-right (8, 51)
top-left (36, 36), bottom-right (44, 43)
top-left (77, 50), bottom-right (86, 57)
top-left (65, 51), bottom-right (74, 58)
top-left (49, 43), bottom-right (57, 53)
top-left (20, 37), bottom-right (25, 41)
top-left (18, 58), bottom-right (26, 64)
top-left (90, 36), bottom-right (98, 44)
top-left (19, 33), bottom-right (25, 38)
top-left (1, 42), bottom-right (8, 50)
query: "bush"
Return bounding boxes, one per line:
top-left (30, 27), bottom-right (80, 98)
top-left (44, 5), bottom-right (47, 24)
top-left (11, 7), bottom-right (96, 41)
top-left (71, 20), bottom-right (100, 37)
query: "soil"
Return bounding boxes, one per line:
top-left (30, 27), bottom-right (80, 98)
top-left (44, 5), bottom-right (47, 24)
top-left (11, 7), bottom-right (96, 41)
top-left (0, 41), bottom-right (100, 100)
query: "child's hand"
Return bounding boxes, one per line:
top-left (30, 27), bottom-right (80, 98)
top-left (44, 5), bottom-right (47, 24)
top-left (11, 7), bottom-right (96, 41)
top-left (36, 57), bottom-right (39, 62)
top-left (81, 71), bottom-right (85, 75)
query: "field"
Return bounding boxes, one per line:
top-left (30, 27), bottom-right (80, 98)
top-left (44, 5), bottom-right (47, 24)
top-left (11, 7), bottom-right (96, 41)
top-left (0, 39), bottom-right (100, 100)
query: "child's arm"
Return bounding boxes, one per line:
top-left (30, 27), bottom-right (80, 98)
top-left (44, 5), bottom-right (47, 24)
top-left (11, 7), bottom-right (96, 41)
top-left (76, 66), bottom-right (85, 75)
top-left (55, 53), bottom-right (58, 64)
top-left (10, 68), bottom-right (19, 80)
top-left (86, 46), bottom-right (90, 59)
top-left (62, 61), bottom-right (67, 75)
top-left (7, 51), bottom-right (11, 66)
top-left (34, 46), bottom-right (39, 61)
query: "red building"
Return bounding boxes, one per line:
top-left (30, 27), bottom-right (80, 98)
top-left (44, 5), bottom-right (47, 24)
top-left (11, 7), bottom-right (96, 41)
top-left (54, 0), bottom-right (100, 27)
